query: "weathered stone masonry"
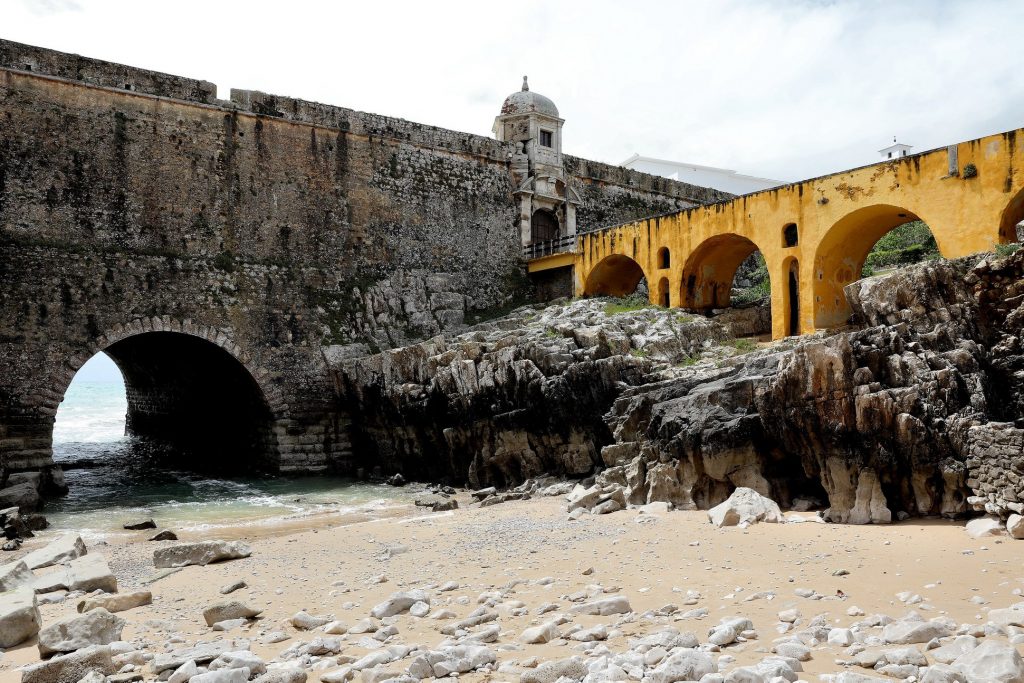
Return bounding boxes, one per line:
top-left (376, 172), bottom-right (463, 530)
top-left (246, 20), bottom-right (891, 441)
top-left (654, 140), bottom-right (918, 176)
top-left (0, 38), bottom-right (728, 478)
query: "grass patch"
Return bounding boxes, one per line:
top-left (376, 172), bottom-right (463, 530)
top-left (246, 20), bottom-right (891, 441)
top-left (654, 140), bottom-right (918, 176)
top-left (727, 338), bottom-right (758, 354)
top-left (996, 242), bottom-right (1022, 257)
top-left (602, 293), bottom-right (651, 316)
top-left (676, 355), bottom-right (700, 367)
top-left (630, 348), bottom-right (649, 358)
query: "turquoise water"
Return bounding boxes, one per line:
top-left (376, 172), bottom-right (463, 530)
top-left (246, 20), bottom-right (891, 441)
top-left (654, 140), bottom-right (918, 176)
top-left (48, 380), bottom-right (410, 536)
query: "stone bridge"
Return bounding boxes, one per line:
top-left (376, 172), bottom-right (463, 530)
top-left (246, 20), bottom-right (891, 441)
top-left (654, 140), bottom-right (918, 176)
top-left (0, 39), bottom-right (724, 478)
top-left (561, 127), bottom-right (1023, 339)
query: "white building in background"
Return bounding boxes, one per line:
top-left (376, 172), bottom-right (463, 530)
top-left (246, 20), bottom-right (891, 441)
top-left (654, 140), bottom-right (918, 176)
top-left (619, 154), bottom-right (783, 195)
top-left (879, 138), bottom-right (913, 160)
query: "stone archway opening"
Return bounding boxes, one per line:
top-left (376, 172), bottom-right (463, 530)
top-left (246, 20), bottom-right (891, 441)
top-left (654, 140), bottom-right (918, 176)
top-left (680, 234), bottom-right (772, 338)
top-left (999, 187), bottom-right (1024, 244)
top-left (583, 254), bottom-right (646, 298)
top-left (54, 332), bottom-right (277, 473)
top-left (814, 204), bottom-right (939, 329)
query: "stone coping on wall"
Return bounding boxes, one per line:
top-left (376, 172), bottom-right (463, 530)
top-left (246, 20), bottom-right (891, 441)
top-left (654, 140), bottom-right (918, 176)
top-left (0, 37), bottom-right (733, 206)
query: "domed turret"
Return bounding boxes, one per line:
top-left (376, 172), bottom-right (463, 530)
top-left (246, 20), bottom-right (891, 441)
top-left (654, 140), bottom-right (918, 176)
top-left (500, 76), bottom-right (559, 118)
top-left (492, 76), bottom-right (574, 251)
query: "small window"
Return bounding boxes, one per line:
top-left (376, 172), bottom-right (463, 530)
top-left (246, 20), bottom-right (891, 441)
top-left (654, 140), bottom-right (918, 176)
top-left (657, 247), bottom-right (670, 269)
top-left (888, 152), bottom-right (893, 158)
top-left (540, 130), bottom-right (553, 148)
top-left (902, 150), bottom-right (907, 156)
top-left (783, 223), bottom-right (798, 247)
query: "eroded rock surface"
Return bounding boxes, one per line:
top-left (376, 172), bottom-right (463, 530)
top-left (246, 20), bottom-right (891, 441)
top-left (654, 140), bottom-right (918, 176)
top-left (340, 251), bottom-right (1024, 524)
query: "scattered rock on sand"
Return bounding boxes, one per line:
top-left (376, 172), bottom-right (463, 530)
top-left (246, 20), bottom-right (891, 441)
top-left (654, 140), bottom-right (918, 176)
top-left (21, 533), bottom-right (87, 569)
top-left (203, 601), bottom-right (263, 626)
top-left (520, 621), bottom-right (560, 644)
top-left (77, 589), bottom-right (152, 614)
top-left (153, 540), bottom-right (251, 568)
top-left (881, 618), bottom-right (952, 644)
top-left (0, 558), bottom-right (35, 591)
top-left (966, 516), bottom-right (1005, 538)
top-left (220, 580), bottom-right (247, 595)
top-left (37, 607), bottom-right (125, 657)
top-left (122, 518), bottom-right (157, 530)
top-left (253, 666), bottom-right (307, 683)
top-left (209, 650), bottom-right (267, 676)
top-left (707, 487), bottom-right (783, 527)
top-left (148, 529), bottom-right (178, 541)
top-left (647, 650), bottom-right (716, 683)
top-left (323, 620), bottom-right (349, 634)
top-left (408, 645), bottom-right (496, 678)
top-left (32, 553), bottom-right (117, 594)
top-left (150, 639), bottom-right (249, 673)
top-left (291, 610), bottom-right (332, 630)
top-left (21, 644), bottom-right (115, 683)
top-left (1006, 514), bottom-right (1024, 539)
top-left (190, 669), bottom-right (252, 683)
top-left (0, 587), bottom-right (41, 648)
top-left (567, 595), bottom-right (632, 616)
top-left (370, 589), bottom-right (430, 618)
top-left (520, 657), bottom-right (588, 683)
top-left (951, 639), bottom-right (1024, 682)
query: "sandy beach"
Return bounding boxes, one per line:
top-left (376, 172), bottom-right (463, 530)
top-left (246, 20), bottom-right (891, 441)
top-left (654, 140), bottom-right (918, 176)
top-left (3, 493), bottom-right (1021, 682)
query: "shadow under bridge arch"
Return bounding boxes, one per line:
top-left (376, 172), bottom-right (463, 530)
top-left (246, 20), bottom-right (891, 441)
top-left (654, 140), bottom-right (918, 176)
top-left (583, 254), bottom-right (647, 297)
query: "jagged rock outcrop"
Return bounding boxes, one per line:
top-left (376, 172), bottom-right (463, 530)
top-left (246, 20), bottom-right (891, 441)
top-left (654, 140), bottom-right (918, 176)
top-left (336, 302), bottom-right (728, 487)
top-left (339, 251), bottom-right (1024, 523)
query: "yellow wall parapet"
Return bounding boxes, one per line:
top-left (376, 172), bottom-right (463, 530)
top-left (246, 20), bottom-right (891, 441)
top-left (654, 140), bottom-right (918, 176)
top-left (565, 127), bottom-right (1023, 339)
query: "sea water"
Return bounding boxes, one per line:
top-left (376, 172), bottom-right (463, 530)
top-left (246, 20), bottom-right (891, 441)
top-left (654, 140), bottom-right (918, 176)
top-left (47, 380), bottom-right (411, 536)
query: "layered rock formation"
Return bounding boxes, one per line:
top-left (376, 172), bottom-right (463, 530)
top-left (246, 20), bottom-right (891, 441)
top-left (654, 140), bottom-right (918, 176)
top-left (338, 250), bottom-right (1024, 523)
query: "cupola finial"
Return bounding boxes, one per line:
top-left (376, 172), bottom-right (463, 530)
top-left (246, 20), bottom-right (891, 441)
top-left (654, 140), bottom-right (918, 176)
top-left (522, 75), bottom-right (529, 92)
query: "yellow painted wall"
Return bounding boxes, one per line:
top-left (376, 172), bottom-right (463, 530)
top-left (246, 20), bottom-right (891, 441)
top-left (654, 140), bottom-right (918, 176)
top-left (571, 127), bottom-right (1024, 339)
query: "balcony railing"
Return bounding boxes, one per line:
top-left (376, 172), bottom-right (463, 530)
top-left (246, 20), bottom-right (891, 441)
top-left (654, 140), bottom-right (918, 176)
top-left (523, 235), bottom-right (576, 260)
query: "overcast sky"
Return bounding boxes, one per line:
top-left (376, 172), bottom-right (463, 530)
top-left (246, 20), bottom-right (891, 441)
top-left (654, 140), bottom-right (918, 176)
top-left (10, 0), bottom-right (1024, 383)
top-left (9, 0), bottom-right (1024, 183)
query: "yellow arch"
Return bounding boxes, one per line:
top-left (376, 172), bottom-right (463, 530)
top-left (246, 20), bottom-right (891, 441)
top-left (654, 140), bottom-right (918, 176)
top-left (583, 254), bottom-right (648, 297)
top-left (680, 233), bottom-right (765, 310)
top-left (812, 204), bottom-right (939, 329)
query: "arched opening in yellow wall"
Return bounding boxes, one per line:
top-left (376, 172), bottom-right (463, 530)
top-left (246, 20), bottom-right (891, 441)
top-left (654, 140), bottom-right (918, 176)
top-left (783, 257), bottom-right (800, 337)
top-left (584, 254), bottom-right (646, 297)
top-left (812, 204), bottom-right (940, 329)
top-left (999, 187), bottom-right (1024, 244)
top-left (656, 277), bottom-right (670, 307)
top-left (657, 247), bottom-right (671, 269)
top-left (680, 234), bottom-right (767, 311)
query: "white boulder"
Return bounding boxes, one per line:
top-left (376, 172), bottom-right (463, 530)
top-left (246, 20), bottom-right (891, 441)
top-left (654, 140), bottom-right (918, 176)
top-left (707, 488), bottom-right (783, 528)
top-left (370, 589), bottom-right (430, 618)
top-left (21, 534), bottom-right (87, 569)
top-left (951, 639), bottom-right (1024, 682)
top-left (0, 588), bottom-right (41, 648)
top-left (966, 516), bottom-right (1005, 539)
top-left (0, 559), bottom-right (35, 591)
top-left (153, 540), bottom-right (251, 568)
top-left (37, 607), bottom-right (125, 657)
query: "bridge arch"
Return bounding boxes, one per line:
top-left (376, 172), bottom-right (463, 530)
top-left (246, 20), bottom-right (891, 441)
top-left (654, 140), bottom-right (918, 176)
top-left (680, 233), bottom-right (768, 310)
top-left (812, 204), bottom-right (941, 329)
top-left (1000, 187), bottom-right (1024, 244)
top-left (48, 318), bottom-right (284, 470)
top-left (583, 254), bottom-right (648, 297)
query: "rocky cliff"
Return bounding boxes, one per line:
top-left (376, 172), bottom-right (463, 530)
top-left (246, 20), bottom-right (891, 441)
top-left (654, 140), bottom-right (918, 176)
top-left (336, 250), bottom-right (1024, 523)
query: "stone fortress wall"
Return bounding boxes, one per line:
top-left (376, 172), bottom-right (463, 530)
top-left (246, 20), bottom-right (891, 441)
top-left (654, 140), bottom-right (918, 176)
top-left (0, 38), bottom-right (728, 476)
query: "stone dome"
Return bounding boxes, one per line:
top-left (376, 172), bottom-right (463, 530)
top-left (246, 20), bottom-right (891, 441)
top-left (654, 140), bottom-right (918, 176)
top-left (501, 76), bottom-right (559, 117)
